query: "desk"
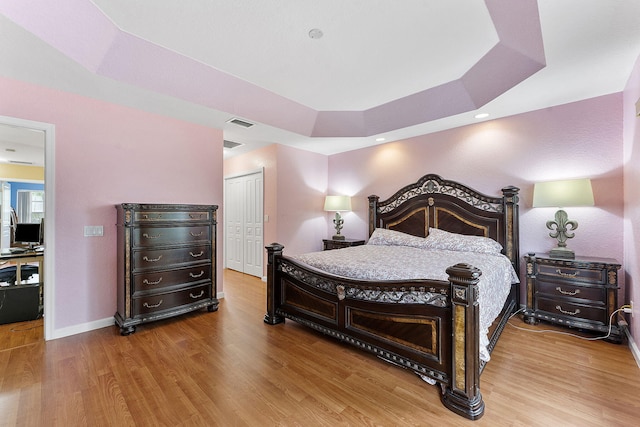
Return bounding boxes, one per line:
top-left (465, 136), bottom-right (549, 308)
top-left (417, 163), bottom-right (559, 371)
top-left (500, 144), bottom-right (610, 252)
top-left (0, 250), bottom-right (44, 284)
top-left (0, 250), bottom-right (43, 324)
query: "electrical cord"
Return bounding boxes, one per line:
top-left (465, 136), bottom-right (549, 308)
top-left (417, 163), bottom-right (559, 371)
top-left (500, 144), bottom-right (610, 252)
top-left (507, 305), bottom-right (631, 341)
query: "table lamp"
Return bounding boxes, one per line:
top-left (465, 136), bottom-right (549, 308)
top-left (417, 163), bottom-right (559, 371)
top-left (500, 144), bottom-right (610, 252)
top-left (532, 178), bottom-right (594, 259)
top-left (324, 195), bottom-right (352, 240)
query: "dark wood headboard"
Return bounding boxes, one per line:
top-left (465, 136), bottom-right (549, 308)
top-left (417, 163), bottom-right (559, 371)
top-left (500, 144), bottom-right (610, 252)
top-left (368, 174), bottom-right (520, 274)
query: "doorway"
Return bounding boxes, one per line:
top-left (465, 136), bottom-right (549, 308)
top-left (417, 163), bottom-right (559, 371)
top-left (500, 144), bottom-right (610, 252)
top-left (224, 170), bottom-right (264, 278)
top-left (0, 115), bottom-right (54, 341)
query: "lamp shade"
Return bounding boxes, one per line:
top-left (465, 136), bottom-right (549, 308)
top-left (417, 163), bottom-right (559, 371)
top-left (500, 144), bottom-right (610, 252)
top-left (532, 178), bottom-right (594, 208)
top-left (324, 195), bottom-right (351, 212)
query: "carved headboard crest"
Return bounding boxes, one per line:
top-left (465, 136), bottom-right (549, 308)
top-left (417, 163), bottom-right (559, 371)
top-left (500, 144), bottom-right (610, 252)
top-left (368, 174), bottom-right (520, 275)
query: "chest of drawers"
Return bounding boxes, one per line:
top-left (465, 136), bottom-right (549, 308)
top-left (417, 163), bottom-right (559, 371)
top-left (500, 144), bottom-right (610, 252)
top-left (523, 253), bottom-right (621, 342)
top-left (115, 203), bottom-right (218, 335)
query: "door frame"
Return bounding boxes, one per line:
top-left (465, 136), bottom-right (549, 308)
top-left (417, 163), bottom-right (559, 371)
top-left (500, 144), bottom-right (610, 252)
top-left (0, 115), bottom-right (55, 341)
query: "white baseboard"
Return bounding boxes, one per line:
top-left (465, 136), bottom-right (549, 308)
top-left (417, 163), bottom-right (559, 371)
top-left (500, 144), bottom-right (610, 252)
top-left (50, 316), bottom-right (114, 340)
top-left (48, 294), bottom-right (225, 341)
top-left (624, 327), bottom-right (640, 369)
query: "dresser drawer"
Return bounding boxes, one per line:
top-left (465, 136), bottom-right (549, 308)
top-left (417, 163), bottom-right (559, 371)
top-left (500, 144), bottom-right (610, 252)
top-left (132, 284), bottom-right (211, 316)
top-left (133, 264), bottom-right (212, 293)
top-left (536, 297), bottom-right (607, 324)
top-left (133, 225), bottom-right (210, 247)
top-left (536, 263), bottom-right (604, 284)
top-left (536, 279), bottom-right (605, 303)
top-left (134, 245), bottom-right (211, 271)
top-left (134, 210), bottom-right (211, 223)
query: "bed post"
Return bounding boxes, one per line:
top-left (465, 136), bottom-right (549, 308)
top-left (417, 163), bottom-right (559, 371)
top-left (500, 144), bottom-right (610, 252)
top-left (368, 195), bottom-right (379, 237)
top-left (501, 185), bottom-right (520, 308)
top-left (264, 243), bottom-right (285, 325)
top-left (501, 185), bottom-right (520, 275)
top-left (441, 263), bottom-right (484, 420)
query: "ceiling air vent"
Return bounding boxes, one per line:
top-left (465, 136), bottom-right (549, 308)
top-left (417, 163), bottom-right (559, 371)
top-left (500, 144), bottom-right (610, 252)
top-left (226, 118), bottom-right (255, 128)
top-left (223, 140), bottom-right (243, 149)
top-left (9, 160), bottom-right (33, 165)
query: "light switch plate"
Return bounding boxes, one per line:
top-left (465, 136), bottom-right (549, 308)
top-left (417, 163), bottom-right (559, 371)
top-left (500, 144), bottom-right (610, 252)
top-left (84, 225), bottom-right (104, 237)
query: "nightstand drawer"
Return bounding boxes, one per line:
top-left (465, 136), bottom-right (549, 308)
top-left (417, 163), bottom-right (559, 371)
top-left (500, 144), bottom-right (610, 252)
top-left (536, 279), bottom-right (605, 303)
top-left (537, 264), bottom-right (604, 284)
top-left (536, 297), bottom-right (607, 324)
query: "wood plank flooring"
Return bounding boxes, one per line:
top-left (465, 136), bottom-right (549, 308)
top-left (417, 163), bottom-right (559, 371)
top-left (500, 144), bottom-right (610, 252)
top-left (1, 269), bottom-right (639, 426)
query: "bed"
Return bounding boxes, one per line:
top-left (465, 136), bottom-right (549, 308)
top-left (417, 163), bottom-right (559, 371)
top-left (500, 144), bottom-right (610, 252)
top-left (264, 174), bottom-right (520, 420)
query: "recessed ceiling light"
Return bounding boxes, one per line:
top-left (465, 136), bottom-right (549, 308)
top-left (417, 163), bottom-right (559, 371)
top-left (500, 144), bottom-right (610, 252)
top-left (474, 113), bottom-right (490, 119)
top-left (308, 28), bottom-right (323, 39)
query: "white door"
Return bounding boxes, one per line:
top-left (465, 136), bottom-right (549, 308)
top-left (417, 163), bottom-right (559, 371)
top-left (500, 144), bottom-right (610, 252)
top-left (225, 177), bottom-right (243, 272)
top-left (224, 171), bottom-right (264, 277)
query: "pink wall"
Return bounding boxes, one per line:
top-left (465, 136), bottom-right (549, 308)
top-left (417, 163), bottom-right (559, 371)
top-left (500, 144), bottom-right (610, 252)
top-left (0, 76), bottom-right (224, 333)
top-left (329, 94), bottom-right (625, 302)
top-left (224, 144), bottom-right (328, 275)
top-left (623, 53), bottom-right (640, 343)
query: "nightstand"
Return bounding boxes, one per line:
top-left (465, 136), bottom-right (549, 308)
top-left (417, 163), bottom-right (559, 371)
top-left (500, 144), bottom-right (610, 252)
top-left (523, 253), bottom-right (622, 342)
top-left (322, 238), bottom-right (365, 251)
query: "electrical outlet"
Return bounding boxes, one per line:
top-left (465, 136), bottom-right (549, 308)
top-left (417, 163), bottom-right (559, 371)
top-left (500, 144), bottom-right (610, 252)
top-left (631, 300), bottom-right (634, 318)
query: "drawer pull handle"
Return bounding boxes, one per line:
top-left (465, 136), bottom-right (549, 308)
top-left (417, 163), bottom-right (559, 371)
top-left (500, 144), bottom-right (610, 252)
top-left (143, 233), bottom-right (161, 239)
top-left (556, 287), bottom-right (580, 296)
top-left (190, 231), bottom-right (204, 237)
top-left (189, 271), bottom-right (205, 278)
top-left (143, 255), bottom-right (163, 262)
top-left (143, 299), bottom-right (163, 309)
top-left (190, 290), bottom-right (204, 299)
top-left (556, 305), bottom-right (580, 316)
top-left (143, 277), bottom-right (163, 285)
top-left (189, 213), bottom-right (204, 219)
top-left (142, 214), bottom-right (162, 220)
top-left (190, 251), bottom-right (204, 258)
top-left (556, 269), bottom-right (579, 278)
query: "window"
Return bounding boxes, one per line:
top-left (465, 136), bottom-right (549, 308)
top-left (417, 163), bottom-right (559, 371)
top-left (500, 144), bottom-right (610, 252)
top-left (17, 190), bottom-right (45, 223)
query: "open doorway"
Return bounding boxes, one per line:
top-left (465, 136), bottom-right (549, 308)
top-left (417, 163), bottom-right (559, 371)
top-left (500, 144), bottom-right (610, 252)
top-left (0, 115), bottom-right (55, 344)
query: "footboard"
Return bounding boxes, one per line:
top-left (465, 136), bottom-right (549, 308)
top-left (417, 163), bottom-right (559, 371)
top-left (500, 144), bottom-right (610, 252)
top-left (264, 243), bottom-right (485, 420)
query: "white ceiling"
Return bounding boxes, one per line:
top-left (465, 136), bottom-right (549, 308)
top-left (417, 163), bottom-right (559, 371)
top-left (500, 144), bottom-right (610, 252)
top-left (1, 0), bottom-right (640, 161)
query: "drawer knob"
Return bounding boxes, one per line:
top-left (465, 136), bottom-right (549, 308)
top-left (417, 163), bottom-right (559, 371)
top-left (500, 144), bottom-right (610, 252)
top-left (143, 299), bottom-right (163, 309)
top-left (143, 277), bottom-right (163, 285)
top-left (556, 269), bottom-right (579, 278)
top-left (190, 290), bottom-right (204, 299)
top-left (189, 251), bottom-right (204, 258)
top-left (143, 255), bottom-right (163, 262)
top-left (189, 270), bottom-right (205, 278)
top-left (190, 231), bottom-right (204, 237)
top-left (556, 305), bottom-right (580, 316)
top-left (555, 287), bottom-right (580, 296)
top-left (142, 233), bottom-right (161, 239)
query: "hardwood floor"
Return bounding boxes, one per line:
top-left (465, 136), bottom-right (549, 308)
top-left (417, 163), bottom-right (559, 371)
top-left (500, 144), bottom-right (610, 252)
top-left (1, 269), bottom-right (639, 426)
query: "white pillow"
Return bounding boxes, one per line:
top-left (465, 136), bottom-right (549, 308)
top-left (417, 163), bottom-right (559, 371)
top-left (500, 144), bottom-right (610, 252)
top-left (424, 227), bottom-right (503, 255)
top-left (367, 228), bottom-right (430, 249)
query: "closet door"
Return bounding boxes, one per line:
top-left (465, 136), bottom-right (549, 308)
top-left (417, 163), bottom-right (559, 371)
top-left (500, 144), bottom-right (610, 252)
top-left (224, 171), bottom-right (263, 277)
top-left (225, 177), bottom-right (243, 272)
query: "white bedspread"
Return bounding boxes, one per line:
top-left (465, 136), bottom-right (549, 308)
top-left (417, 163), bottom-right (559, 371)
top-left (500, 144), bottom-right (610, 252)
top-left (292, 245), bottom-right (519, 361)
